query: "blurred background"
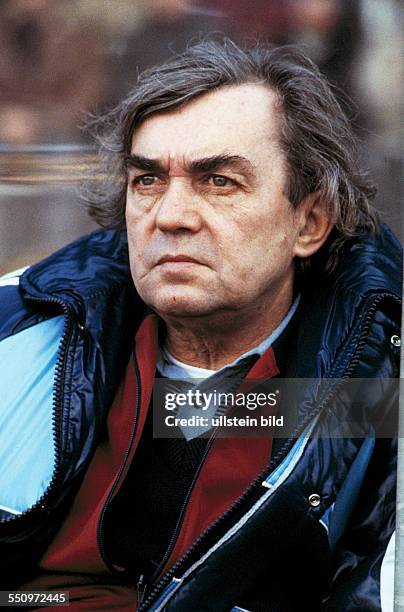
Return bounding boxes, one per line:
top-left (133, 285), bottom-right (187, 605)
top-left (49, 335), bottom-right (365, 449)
top-left (0, 0), bottom-right (402, 274)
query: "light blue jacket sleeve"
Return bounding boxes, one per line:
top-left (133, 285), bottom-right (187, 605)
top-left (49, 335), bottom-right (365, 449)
top-left (0, 316), bottom-right (64, 515)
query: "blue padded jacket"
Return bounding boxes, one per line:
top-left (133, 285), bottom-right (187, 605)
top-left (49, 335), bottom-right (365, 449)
top-left (0, 225), bottom-right (401, 611)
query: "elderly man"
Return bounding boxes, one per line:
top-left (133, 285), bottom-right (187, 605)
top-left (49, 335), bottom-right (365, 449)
top-left (0, 40), bottom-right (401, 611)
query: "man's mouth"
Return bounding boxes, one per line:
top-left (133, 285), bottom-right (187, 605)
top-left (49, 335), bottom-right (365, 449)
top-left (156, 254), bottom-right (203, 265)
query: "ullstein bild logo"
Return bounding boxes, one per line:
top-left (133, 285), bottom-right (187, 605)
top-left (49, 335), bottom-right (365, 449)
top-left (164, 414), bottom-right (284, 428)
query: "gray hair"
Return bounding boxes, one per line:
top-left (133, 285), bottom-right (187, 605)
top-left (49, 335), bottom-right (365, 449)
top-left (84, 38), bottom-right (378, 273)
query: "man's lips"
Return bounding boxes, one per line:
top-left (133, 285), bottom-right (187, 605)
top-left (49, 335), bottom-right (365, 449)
top-left (156, 254), bottom-right (203, 265)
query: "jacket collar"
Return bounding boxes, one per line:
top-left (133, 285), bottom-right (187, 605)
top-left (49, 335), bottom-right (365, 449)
top-left (20, 229), bottom-right (135, 317)
top-left (286, 224), bottom-right (401, 379)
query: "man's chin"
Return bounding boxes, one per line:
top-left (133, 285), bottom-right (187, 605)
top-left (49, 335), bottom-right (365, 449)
top-left (146, 292), bottom-right (218, 319)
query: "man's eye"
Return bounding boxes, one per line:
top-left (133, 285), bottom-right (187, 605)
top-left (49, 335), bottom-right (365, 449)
top-left (210, 175), bottom-right (233, 187)
top-left (135, 175), bottom-right (157, 186)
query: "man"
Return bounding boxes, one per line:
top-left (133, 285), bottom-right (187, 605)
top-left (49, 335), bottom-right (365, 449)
top-left (0, 40), bottom-right (401, 611)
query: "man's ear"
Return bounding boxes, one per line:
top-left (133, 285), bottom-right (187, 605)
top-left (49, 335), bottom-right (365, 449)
top-left (293, 192), bottom-right (334, 259)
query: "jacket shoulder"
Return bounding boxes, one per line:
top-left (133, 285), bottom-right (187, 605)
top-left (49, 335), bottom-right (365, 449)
top-left (0, 267), bottom-right (40, 341)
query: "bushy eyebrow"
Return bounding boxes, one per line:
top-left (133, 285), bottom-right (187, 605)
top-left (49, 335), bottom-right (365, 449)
top-left (125, 154), bottom-right (164, 172)
top-left (188, 154), bottom-right (256, 177)
top-left (125, 153), bottom-right (256, 179)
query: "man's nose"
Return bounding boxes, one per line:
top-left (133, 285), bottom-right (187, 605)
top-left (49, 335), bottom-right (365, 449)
top-left (154, 179), bottom-right (203, 233)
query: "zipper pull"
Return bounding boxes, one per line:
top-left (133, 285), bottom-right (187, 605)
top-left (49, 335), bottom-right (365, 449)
top-left (137, 574), bottom-right (147, 608)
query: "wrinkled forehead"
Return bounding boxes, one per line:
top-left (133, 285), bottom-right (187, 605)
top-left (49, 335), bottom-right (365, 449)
top-left (130, 83), bottom-right (285, 167)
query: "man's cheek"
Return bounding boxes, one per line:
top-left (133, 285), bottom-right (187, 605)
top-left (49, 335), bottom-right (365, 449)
top-left (128, 246), bottom-right (146, 284)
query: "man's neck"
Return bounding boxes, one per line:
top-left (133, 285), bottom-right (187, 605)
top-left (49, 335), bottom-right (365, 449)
top-left (160, 290), bottom-right (294, 370)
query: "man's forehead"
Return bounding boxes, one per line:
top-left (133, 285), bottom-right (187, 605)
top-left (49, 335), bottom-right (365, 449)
top-left (130, 83), bottom-right (282, 161)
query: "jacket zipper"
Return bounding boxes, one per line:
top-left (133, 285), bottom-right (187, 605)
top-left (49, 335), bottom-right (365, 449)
top-left (139, 292), bottom-right (400, 611)
top-left (96, 352), bottom-right (142, 573)
top-left (0, 296), bottom-right (73, 525)
top-left (137, 574), bottom-right (147, 607)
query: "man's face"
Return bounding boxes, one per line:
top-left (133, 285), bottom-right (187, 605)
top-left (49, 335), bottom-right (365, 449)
top-left (125, 84), bottom-right (302, 320)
